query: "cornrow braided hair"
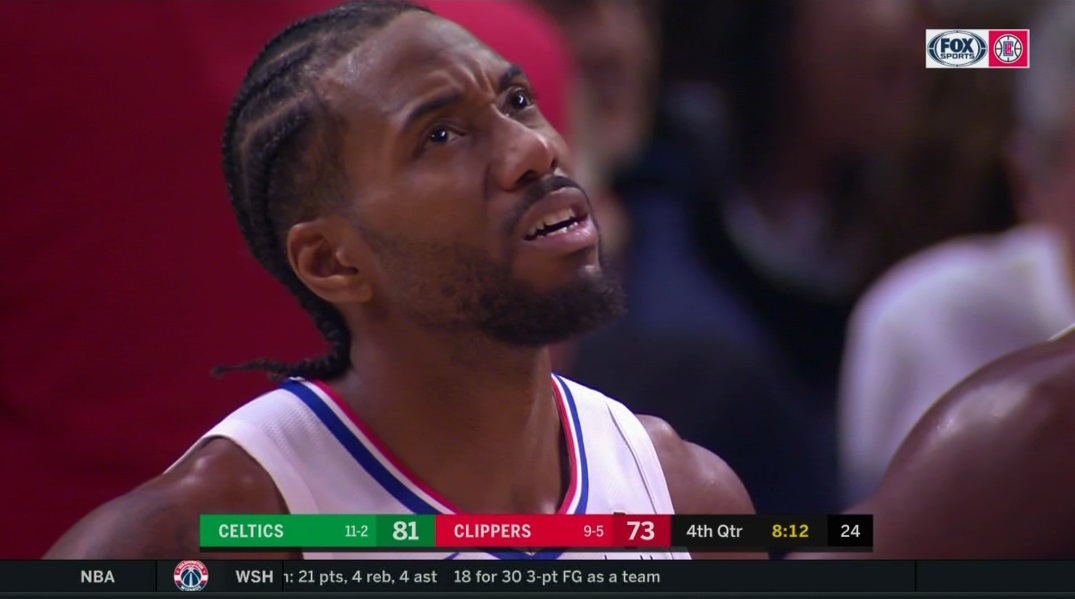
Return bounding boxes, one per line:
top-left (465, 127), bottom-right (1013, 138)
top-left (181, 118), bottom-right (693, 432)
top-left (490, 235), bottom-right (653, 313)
top-left (216, 0), bottom-right (432, 381)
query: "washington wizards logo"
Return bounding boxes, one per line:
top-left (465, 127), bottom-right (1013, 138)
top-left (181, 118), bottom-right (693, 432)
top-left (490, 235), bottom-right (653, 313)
top-left (174, 560), bottom-right (209, 592)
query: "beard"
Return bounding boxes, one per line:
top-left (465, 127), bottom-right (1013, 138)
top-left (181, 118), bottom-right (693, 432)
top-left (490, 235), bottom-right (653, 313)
top-left (463, 256), bottom-right (627, 346)
top-left (357, 225), bottom-right (627, 346)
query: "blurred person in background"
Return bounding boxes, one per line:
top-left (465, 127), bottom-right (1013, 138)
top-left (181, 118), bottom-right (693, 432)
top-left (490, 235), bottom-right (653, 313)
top-left (571, 0), bottom-right (928, 514)
top-left (840, 0), bottom-right (1073, 503)
top-left (0, 0), bottom-right (575, 559)
top-left (859, 0), bottom-right (1022, 273)
top-left (707, 0), bottom-right (926, 382)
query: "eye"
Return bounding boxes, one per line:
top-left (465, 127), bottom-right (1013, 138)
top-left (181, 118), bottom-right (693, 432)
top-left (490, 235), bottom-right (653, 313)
top-left (419, 125), bottom-right (462, 154)
top-left (426, 126), bottom-right (454, 145)
top-left (507, 87), bottom-right (536, 112)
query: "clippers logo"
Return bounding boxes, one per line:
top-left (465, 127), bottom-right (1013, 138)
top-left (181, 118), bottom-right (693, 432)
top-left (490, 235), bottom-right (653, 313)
top-left (988, 30), bottom-right (1029, 68)
top-left (926, 29), bottom-right (1029, 69)
top-left (926, 30), bottom-right (987, 67)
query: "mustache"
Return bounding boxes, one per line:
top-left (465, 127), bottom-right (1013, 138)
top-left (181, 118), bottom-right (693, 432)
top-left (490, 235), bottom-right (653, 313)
top-left (504, 176), bottom-right (588, 237)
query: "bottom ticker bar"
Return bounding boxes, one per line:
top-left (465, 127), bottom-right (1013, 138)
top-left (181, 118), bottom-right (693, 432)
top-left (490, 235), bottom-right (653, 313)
top-left (6, 560), bottom-right (1075, 593)
top-left (0, 560), bottom-right (913, 593)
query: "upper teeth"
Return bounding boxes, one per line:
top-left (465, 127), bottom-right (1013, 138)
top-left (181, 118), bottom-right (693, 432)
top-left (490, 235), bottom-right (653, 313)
top-left (527, 208), bottom-right (576, 238)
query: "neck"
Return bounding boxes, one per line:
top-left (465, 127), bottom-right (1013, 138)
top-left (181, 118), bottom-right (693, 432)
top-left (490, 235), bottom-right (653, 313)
top-left (326, 320), bottom-right (566, 514)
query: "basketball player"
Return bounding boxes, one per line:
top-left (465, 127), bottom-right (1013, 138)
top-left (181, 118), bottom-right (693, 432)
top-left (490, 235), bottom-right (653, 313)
top-left (45, 1), bottom-right (754, 560)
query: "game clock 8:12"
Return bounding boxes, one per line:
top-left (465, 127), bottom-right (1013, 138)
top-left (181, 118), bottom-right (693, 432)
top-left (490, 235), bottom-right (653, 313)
top-left (771, 523), bottom-right (809, 539)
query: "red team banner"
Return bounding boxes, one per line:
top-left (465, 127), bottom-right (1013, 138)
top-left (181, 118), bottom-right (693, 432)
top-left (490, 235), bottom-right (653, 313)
top-left (433, 514), bottom-right (673, 548)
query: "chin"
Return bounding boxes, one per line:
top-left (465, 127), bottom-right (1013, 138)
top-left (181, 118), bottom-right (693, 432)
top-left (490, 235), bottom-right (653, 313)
top-left (539, 262), bottom-right (607, 295)
top-left (519, 247), bottom-right (603, 290)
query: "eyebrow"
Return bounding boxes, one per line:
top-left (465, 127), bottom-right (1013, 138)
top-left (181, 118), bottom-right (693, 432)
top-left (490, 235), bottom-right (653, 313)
top-left (401, 63), bottom-right (526, 132)
top-left (497, 63), bottom-right (525, 93)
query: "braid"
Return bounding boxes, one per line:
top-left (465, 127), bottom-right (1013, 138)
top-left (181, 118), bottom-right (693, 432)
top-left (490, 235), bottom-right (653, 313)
top-left (217, 0), bottom-right (432, 381)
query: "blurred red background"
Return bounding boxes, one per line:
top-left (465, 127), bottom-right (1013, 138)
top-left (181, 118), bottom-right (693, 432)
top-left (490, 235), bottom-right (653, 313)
top-left (0, 0), bottom-right (572, 558)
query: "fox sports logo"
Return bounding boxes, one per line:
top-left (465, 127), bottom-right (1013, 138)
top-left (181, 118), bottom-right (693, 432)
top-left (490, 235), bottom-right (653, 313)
top-left (927, 30), bottom-right (987, 67)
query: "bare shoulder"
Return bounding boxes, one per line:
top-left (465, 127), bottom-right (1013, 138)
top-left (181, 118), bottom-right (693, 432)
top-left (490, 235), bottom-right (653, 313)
top-left (846, 338), bottom-right (1075, 558)
top-left (638, 415), bottom-right (761, 559)
top-left (890, 335), bottom-right (1075, 472)
top-left (45, 438), bottom-right (297, 560)
top-left (638, 415), bottom-right (754, 515)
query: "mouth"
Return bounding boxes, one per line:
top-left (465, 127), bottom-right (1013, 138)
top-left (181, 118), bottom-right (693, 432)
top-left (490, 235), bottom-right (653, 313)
top-left (522, 207), bottom-right (589, 240)
top-left (518, 191), bottom-right (589, 240)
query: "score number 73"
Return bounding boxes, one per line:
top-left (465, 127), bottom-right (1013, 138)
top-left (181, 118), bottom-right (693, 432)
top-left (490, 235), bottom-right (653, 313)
top-left (626, 520), bottom-right (656, 541)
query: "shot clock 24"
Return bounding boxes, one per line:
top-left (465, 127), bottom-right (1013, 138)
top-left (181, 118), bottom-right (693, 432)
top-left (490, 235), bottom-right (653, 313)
top-left (828, 514), bottom-right (872, 549)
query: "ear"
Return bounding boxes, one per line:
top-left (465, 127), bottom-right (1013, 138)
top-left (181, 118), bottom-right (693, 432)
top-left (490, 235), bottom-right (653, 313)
top-left (286, 218), bottom-right (373, 305)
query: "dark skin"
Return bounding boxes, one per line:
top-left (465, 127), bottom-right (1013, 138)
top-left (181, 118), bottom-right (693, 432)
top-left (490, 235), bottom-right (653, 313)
top-left (794, 329), bottom-right (1075, 559)
top-left (46, 13), bottom-right (756, 560)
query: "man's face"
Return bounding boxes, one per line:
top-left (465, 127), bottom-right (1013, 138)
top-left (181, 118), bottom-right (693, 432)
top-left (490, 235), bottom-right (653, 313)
top-left (319, 12), bottom-right (624, 345)
top-left (792, 0), bottom-right (924, 154)
top-left (554, 0), bottom-right (658, 177)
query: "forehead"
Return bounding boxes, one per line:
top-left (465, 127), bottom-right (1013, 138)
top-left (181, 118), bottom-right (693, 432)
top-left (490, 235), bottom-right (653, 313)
top-left (319, 12), bottom-right (510, 125)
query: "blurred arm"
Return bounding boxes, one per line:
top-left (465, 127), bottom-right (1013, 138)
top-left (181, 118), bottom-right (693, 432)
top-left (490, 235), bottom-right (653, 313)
top-left (45, 438), bottom-right (298, 560)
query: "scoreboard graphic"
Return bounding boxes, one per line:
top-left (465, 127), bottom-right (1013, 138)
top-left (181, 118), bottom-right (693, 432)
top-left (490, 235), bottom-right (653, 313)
top-left (197, 513), bottom-right (872, 553)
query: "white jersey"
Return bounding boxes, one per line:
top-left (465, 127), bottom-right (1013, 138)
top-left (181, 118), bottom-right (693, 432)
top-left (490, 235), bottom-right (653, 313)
top-left (174, 374), bottom-right (688, 560)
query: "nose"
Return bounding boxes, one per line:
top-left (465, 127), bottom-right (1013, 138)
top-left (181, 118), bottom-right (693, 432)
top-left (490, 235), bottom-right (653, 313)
top-left (491, 118), bottom-right (560, 191)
